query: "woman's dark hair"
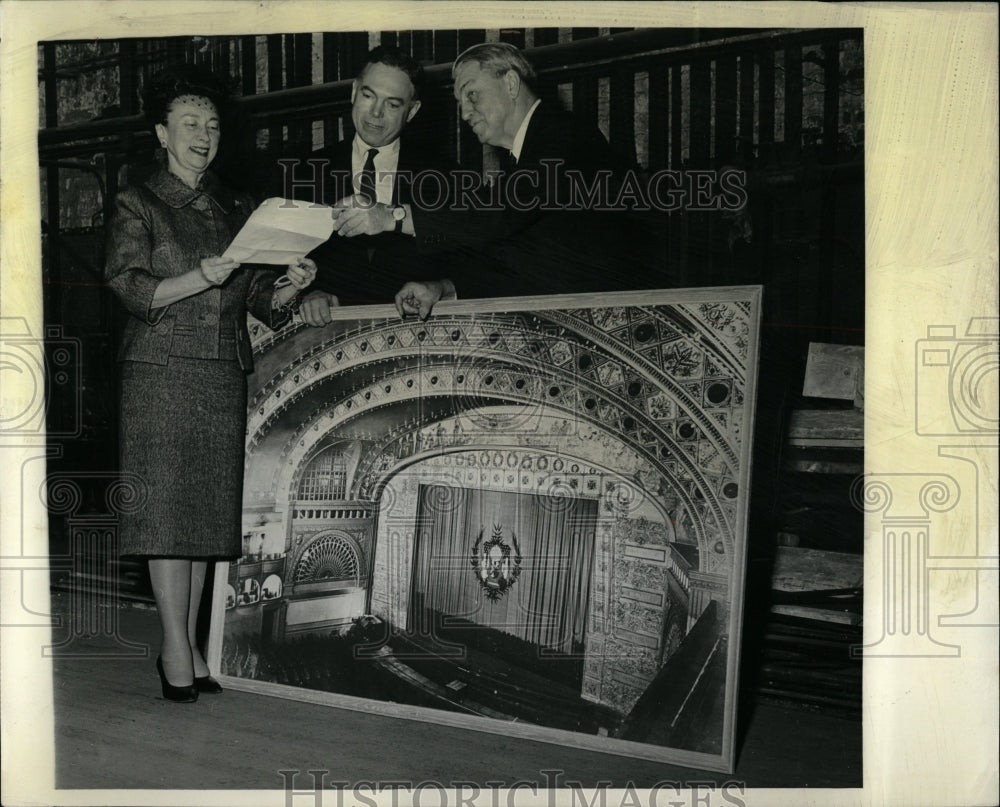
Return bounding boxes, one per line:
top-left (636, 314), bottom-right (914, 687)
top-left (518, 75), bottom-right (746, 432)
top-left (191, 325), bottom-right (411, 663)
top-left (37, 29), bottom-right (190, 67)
top-left (143, 63), bottom-right (230, 128)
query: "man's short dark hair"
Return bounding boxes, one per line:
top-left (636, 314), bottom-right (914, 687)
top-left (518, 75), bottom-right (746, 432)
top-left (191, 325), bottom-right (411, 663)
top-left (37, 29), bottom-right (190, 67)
top-left (361, 45), bottom-right (425, 100)
top-left (143, 63), bottom-right (230, 128)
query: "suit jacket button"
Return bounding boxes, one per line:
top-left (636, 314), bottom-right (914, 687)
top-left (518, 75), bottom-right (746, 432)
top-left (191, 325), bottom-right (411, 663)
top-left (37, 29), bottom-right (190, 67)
top-left (201, 312), bottom-right (219, 325)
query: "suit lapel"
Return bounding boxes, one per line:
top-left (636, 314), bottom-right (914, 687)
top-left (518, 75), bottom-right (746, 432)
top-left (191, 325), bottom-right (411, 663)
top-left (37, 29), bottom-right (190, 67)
top-left (517, 105), bottom-right (554, 170)
top-left (393, 139), bottom-right (417, 206)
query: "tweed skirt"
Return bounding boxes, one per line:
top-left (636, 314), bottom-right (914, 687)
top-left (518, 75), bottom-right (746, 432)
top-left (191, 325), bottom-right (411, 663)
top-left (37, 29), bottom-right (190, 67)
top-left (117, 356), bottom-right (247, 559)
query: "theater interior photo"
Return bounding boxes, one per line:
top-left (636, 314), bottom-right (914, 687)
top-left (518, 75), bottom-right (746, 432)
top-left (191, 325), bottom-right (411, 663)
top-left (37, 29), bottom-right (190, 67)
top-left (37, 22), bottom-right (866, 789)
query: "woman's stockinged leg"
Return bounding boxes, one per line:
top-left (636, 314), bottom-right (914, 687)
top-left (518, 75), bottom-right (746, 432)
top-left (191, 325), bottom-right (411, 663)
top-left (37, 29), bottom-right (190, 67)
top-left (188, 561), bottom-right (211, 678)
top-left (148, 558), bottom-right (194, 686)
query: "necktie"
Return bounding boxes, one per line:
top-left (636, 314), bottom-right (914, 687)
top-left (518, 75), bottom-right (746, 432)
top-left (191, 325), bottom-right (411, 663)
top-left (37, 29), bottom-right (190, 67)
top-left (499, 149), bottom-right (516, 175)
top-left (359, 148), bottom-right (379, 204)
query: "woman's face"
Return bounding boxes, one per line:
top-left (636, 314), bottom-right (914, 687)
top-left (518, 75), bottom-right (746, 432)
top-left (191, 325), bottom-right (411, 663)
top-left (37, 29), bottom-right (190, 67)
top-left (155, 94), bottom-right (220, 186)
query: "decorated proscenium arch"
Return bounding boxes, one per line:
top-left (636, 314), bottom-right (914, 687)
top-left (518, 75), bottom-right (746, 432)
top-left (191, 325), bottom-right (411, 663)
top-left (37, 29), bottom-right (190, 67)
top-left (241, 288), bottom-right (760, 584)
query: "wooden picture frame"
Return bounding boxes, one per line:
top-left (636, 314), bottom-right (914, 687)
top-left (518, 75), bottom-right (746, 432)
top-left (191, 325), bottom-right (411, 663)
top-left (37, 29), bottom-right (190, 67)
top-left (207, 285), bottom-right (762, 773)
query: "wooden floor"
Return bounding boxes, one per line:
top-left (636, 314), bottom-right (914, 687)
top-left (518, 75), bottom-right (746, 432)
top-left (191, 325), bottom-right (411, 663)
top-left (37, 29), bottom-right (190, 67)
top-left (51, 593), bottom-right (861, 791)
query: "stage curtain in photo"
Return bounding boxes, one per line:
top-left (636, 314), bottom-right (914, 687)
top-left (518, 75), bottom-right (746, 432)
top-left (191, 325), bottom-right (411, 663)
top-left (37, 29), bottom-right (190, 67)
top-left (411, 484), bottom-right (596, 653)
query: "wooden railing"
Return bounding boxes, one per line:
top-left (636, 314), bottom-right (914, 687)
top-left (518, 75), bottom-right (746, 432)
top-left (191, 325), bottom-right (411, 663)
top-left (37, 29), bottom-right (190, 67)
top-left (39, 29), bottom-right (865, 503)
top-left (38, 25), bottom-right (865, 355)
top-left (39, 26), bottom-right (863, 207)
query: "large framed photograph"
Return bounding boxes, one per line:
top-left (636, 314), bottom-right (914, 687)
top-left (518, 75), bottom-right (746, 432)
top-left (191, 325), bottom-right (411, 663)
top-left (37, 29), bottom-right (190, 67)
top-left (6, 3), bottom-right (999, 805)
top-left (207, 285), bottom-right (761, 772)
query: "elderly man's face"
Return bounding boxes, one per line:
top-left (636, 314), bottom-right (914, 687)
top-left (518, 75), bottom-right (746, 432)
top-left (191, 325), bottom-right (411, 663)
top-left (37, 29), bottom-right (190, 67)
top-left (351, 62), bottom-right (421, 148)
top-left (454, 61), bottom-right (517, 148)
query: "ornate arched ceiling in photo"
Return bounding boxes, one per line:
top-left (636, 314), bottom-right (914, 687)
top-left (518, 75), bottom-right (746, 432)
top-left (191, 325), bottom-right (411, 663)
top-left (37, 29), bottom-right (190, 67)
top-left (243, 288), bottom-right (760, 574)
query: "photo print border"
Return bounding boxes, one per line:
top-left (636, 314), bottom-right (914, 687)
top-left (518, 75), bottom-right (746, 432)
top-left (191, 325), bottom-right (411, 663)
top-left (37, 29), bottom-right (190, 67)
top-left (207, 285), bottom-right (762, 773)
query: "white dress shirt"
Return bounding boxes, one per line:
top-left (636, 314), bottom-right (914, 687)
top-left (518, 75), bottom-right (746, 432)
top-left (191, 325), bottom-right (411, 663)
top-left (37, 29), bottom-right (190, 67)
top-left (351, 135), bottom-right (401, 204)
top-left (510, 99), bottom-right (542, 163)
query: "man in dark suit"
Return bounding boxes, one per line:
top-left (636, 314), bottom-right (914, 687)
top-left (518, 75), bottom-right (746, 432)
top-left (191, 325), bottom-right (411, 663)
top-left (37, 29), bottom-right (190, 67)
top-left (281, 46), bottom-right (456, 325)
top-left (332, 41), bottom-right (659, 318)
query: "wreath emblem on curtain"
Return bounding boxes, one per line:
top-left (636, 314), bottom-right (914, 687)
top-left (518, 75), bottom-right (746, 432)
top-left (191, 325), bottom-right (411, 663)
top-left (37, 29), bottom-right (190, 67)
top-left (471, 523), bottom-right (523, 602)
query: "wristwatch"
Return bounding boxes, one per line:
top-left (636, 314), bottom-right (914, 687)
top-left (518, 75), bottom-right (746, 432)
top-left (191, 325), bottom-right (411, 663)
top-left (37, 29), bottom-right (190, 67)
top-left (391, 204), bottom-right (406, 233)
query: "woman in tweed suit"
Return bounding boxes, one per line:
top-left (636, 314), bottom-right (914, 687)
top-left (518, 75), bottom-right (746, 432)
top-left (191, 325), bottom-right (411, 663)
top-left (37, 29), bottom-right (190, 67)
top-left (104, 65), bottom-right (317, 702)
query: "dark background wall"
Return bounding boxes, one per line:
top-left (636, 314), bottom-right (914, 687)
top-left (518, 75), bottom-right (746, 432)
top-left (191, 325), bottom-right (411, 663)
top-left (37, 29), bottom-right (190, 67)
top-left (39, 30), bottom-right (865, 684)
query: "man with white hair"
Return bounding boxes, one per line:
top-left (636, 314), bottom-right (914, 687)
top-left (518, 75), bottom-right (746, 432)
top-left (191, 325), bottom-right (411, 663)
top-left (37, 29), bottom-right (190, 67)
top-left (332, 41), bottom-right (658, 318)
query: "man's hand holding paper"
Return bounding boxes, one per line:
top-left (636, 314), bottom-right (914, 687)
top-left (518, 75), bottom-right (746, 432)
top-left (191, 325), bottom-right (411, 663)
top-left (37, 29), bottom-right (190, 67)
top-left (330, 194), bottom-right (392, 237)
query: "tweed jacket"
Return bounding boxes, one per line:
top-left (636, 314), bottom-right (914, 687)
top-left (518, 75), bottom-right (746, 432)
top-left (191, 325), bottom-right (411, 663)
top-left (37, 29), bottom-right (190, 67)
top-left (105, 169), bottom-right (289, 372)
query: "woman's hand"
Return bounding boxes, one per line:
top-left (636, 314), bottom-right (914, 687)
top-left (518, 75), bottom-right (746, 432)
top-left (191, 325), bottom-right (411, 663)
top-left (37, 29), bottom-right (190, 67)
top-left (272, 258), bottom-right (319, 314)
top-left (151, 256), bottom-right (239, 308)
top-left (285, 258), bottom-right (318, 290)
top-left (200, 256), bottom-right (240, 286)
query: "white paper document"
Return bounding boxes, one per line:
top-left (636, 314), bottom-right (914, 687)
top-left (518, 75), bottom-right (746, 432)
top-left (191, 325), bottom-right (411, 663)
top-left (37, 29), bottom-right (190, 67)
top-left (223, 197), bottom-right (333, 264)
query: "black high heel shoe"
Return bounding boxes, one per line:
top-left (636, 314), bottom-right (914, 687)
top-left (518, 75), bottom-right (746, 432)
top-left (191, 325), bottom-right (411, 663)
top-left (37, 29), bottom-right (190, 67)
top-left (156, 656), bottom-right (198, 703)
top-left (193, 674), bottom-right (223, 694)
